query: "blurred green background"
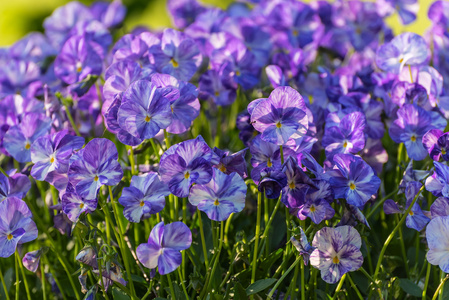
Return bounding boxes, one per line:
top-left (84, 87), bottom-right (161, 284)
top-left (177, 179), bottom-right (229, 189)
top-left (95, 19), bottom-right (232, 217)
top-left (0, 0), bottom-right (432, 47)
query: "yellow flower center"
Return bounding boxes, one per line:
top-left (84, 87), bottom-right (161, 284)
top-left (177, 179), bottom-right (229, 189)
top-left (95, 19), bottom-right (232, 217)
top-left (349, 182), bottom-right (356, 190)
top-left (343, 140), bottom-right (348, 148)
top-left (214, 91), bottom-right (220, 97)
top-left (235, 70), bottom-right (241, 76)
top-left (293, 29), bottom-right (299, 36)
top-left (214, 199), bottom-right (220, 206)
top-left (170, 106), bottom-right (174, 113)
top-left (170, 58), bottom-right (179, 68)
top-left (79, 203), bottom-right (84, 209)
top-left (333, 256), bottom-right (340, 264)
top-left (289, 181), bottom-right (295, 189)
top-left (25, 142), bottom-right (31, 150)
top-left (7, 233), bottom-right (13, 240)
top-left (410, 135), bottom-right (416, 142)
top-left (76, 62), bottom-right (82, 73)
top-left (50, 157), bottom-right (55, 163)
top-left (409, 211), bottom-right (414, 216)
top-left (310, 205), bottom-right (316, 213)
top-left (267, 158), bottom-right (272, 168)
top-left (184, 172), bottom-right (190, 179)
top-left (276, 122), bottom-right (282, 128)
top-left (140, 201), bottom-right (145, 207)
top-left (94, 175), bottom-right (99, 182)
top-left (399, 58), bottom-right (404, 63)
top-left (443, 149), bottom-right (447, 155)
top-left (145, 115), bottom-right (151, 122)
top-left (219, 164), bottom-right (227, 173)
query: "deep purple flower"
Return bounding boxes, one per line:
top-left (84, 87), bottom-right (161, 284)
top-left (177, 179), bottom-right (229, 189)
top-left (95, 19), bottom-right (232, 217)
top-left (430, 197), bottom-right (449, 218)
top-left (258, 168), bottom-right (287, 199)
top-left (297, 199), bottom-right (335, 225)
top-left (310, 226), bottom-right (363, 284)
top-left (198, 69), bottom-right (237, 106)
top-left (265, 65), bottom-right (286, 88)
top-left (152, 29), bottom-right (200, 81)
top-left (376, 32), bottom-right (429, 74)
top-left (281, 157), bottom-right (314, 208)
top-left (212, 147), bottom-right (247, 179)
top-left (159, 136), bottom-right (213, 197)
top-left (329, 154), bottom-right (381, 207)
top-left (423, 129), bottom-right (449, 161)
top-left (376, 0), bottom-right (419, 25)
top-left (0, 59), bottom-right (41, 98)
top-left (119, 172), bottom-right (170, 223)
top-left (426, 216), bottom-right (449, 272)
top-left (23, 249), bottom-right (42, 273)
top-left (389, 104), bottom-right (446, 161)
top-left (250, 86), bottom-right (308, 145)
top-left (68, 138), bottom-right (123, 200)
top-left (189, 168), bottom-right (246, 221)
top-left (167, 0), bottom-right (205, 29)
top-left (90, 0), bottom-right (126, 29)
top-left (322, 111), bottom-right (366, 158)
top-left (117, 80), bottom-right (173, 142)
top-left (0, 197), bottom-right (38, 258)
top-left (137, 221), bottom-right (192, 275)
top-left (4, 112), bottom-right (51, 163)
top-left (62, 184), bottom-right (98, 222)
top-left (30, 130), bottom-right (84, 181)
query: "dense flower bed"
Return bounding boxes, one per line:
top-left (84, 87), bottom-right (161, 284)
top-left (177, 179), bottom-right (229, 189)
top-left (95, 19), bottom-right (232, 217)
top-left (1, 0), bottom-right (449, 299)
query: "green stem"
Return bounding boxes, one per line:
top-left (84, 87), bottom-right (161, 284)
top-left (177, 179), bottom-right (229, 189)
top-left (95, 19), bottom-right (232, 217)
top-left (15, 252), bottom-right (19, 300)
top-left (54, 250), bottom-right (81, 300)
top-left (300, 257), bottom-right (305, 300)
top-left (332, 273), bottom-right (347, 300)
top-left (62, 100), bottom-right (81, 136)
top-left (0, 165), bottom-right (8, 177)
top-left (205, 221), bottom-right (224, 297)
top-left (423, 262), bottom-right (432, 299)
top-left (197, 209), bottom-right (209, 269)
top-left (251, 191), bottom-right (262, 286)
top-left (16, 252), bottom-right (31, 300)
top-left (396, 214), bottom-right (409, 277)
top-left (267, 256), bottom-right (301, 299)
top-left (178, 267), bottom-right (190, 300)
top-left (373, 185), bottom-right (425, 281)
top-left (264, 195), bottom-right (270, 257)
top-left (109, 186), bottom-right (137, 299)
top-left (347, 274), bottom-right (363, 300)
top-left (0, 263), bottom-right (10, 300)
top-left (164, 129), bottom-right (171, 149)
top-left (359, 267), bottom-right (383, 299)
top-left (166, 273), bottom-right (176, 299)
top-left (150, 138), bottom-right (161, 160)
top-left (260, 197), bottom-right (282, 241)
top-left (432, 275), bottom-right (449, 300)
top-left (128, 146), bottom-right (137, 175)
top-left (214, 106), bottom-right (222, 148)
top-left (288, 260), bottom-right (300, 299)
top-left (43, 255), bottom-right (67, 300)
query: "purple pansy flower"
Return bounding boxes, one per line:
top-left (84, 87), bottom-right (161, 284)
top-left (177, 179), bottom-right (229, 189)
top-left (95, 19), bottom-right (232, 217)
top-left (322, 111), bottom-right (366, 159)
top-left (90, 0), bottom-right (126, 29)
top-left (281, 157), bottom-right (314, 208)
top-left (4, 113), bottom-right (52, 163)
top-left (376, 32), bottom-right (429, 74)
top-left (383, 181), bottom-right (429, 231)
top-left (68, 138), bottom-right (123, 200)
top-left (150, 73), bottom-right (200, 134)
top-left (0, 197), bottom-right (38, 258)
top-left (389, 104), bottom-right (446, 161)
top-left (425, 162), bottom-right (449, 198)
top-left (297, 199), bottom-right (335, 225)
top-left (119, 172), bottom-right (170, 223)
top-left (430, 197), bottom-right (449, 218)
top-left (310, 226), bottom-right (363, 284)
top-left (212, 147), bottom-right (248, 179)
top-left (22, 249), bottom-right (42, 273)
top-left (258, 168), bottom-right (287, 199)
top-left (426, 216), bottom-right (449, 273)
top-left (159, 136), bottom-right (213, 197)
top-left (54, 35), bottom-right (103, 85)
top-left (0, 170), bottom-right (31, 202)
top-left (117, 80), bottom-right (173, 141)
top-left (329, 154), bottom-right (381, 207)
top-left (152, 29), bottom-right (201, 81)
top-left (376, 0), bottom-right (419, 25)
top-left (198, 68), bottom-right (237, 107)
top-left (250, 86), bottom-right (308, 145)
top-left (61, 184), bottom-right (98, 222)
top-left (189, 168), bottom-right (246, 221)
top-left (137, 221), bottom-right (192, 275)
top-left (30, 130), bottom-right (85, 181)
top-left (423, 129), bottom-right (449, 161)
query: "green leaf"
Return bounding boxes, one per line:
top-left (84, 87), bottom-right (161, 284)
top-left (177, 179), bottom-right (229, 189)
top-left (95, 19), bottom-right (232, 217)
top-left (130, 274), bottom-right (147, 284)
top-left (112, 287), bottom-right (131, 300)
top-left (246, 278), bottom-right (277, 295)
top-left (399, 278), bottom-right (422, 297)
top-left (234, 282), bottom-right (247, 300)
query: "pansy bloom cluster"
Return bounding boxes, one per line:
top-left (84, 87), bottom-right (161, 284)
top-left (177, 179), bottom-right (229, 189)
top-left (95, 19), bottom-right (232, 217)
top-left (2, 0), bottom-right (449, 299)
